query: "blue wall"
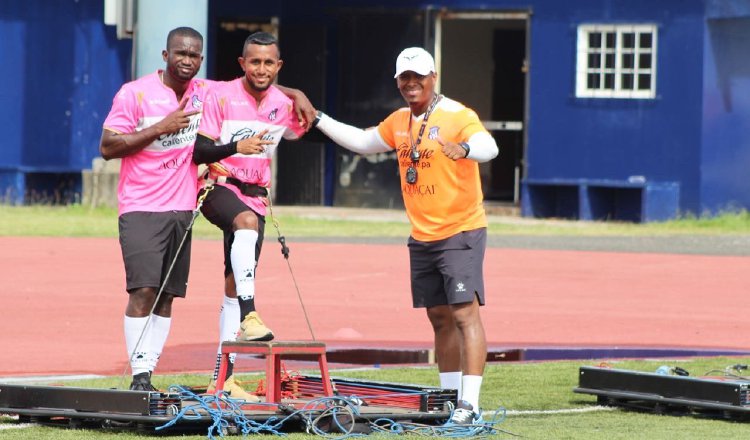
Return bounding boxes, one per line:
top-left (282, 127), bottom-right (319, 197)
top-left (0, 1), bottom-right (130, 202)
top-left (701, 15), bottom-right (750, 212)
top-left (523, 0), bottom-right (706, 214)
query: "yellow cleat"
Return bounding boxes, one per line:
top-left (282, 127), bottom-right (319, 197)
top-left (237, 311), bottom-right (274, 342)
top-left (207, 375), bottom-right (260, 402)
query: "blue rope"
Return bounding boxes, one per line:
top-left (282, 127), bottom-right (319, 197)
top-left (154, 386), bottom-right (229, 439)
top-left (298, 396), bottom-right (366, 438)
top-left (370, 404), bottom-right (510, 438)
top-left (155, 385), bottom-right (283, 438)
top-left (156, 385), bottom-right (511, 439)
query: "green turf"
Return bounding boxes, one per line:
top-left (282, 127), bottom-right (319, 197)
top-left (1, 205), bottom-right (750, 238)
top-left (3, 357), bottom-right (750, 438)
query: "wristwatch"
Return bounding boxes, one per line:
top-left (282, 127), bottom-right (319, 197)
top-left (312, 111), bottom-right (323, 128)
top-left (459, 142), bottom-right (471, 157)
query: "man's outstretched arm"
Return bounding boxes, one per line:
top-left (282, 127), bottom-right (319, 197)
top-left (315, 112), bottom-right (391, 155)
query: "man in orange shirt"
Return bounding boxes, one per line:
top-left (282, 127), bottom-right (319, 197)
top-left (314, 47), bottom-right (499, 424)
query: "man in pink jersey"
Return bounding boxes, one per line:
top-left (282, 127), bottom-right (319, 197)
top-left (313, 47), bottom-right (499, 424)
top-left (192, 32), bottom-right (307, 400)
top-left (100, 27), bottom-right (207, 391)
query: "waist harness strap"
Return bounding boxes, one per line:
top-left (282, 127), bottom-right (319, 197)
top-left (218, 176), bottom-right (268, 197)
top-left (200, 163), bottom-right (269, 198)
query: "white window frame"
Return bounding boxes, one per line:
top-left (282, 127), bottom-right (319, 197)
top-left (576, 24), bottom-right (658, 99)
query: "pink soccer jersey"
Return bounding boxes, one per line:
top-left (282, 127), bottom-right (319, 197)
top-left (198, 78), bottom-right (305, 215)
top-left (103, 71), bottom-right (213, 215)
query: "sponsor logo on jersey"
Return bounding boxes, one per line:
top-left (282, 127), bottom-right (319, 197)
top-left (160, 152), bottom-right (191, 170)
top-left (229, 127), bottom-right (274, 143)
top-left (402, 184), bottom-right (436, 196)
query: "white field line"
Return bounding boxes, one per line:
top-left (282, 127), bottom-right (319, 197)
top-left (0, 415), bottom-right (33, 431)
top-left (0, 423), bottom-right (35, 431)
top-left (0, 374), bottom-right (104, 384)
top-left (488, 406), bottom-right (617, 417)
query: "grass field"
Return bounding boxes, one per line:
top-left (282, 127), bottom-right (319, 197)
top-left (1, 204), bottom-right (749, 438)
top-left (1, 204), bottom-right (750, 238)
top-left (3, 357), bottom-right (750, 439)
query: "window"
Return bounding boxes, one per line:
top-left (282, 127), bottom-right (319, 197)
top-left (576, 24), bottom-right (658, 99)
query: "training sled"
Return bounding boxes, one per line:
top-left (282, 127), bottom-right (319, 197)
top-left (574, 365), bottom-right (750, 420)
top-left (0, 341), bottom-right (457, 435)
top-left (216, 341), bottom-right (334, 404)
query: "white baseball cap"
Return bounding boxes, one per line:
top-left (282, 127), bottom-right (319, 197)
top-left (394, 47), bottom-right (436, 78)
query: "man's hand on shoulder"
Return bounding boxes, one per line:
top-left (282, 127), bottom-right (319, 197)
top-left (277, 85), bottom-right (316, 130)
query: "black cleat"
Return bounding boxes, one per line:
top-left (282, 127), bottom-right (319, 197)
top-left (129, 372), bottom-right (157, 391)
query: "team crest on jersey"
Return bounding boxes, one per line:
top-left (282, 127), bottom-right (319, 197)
top-left (191, 94), bottom-right (203, 109)
top-left (268, 108), bottom-right (278, 121)
top-left (428, 126), bottom-right (440, 140)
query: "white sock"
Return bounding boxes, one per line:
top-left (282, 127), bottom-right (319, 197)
top-left (146, 314), bottom-right (172, 373)
top-left (219, 295), bottom-right (241, 341)
top-left (231, 229), bottom-right (258, 300)
top-left (213, 295), bottom-right (240, 379)
top-left (124, 315), bottom-right (150, 375)
top-left (439, 371), bottom-right (463, 398)
top-left (461, 375), bottom-right (483, 411)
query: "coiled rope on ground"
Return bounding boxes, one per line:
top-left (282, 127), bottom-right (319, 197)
top-left (157, 385), bottom-right (514, 439)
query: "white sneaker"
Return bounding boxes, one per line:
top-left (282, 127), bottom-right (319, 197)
top-left (448, 400), bottom-right (481, 425)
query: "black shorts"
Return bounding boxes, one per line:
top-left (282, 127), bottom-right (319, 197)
top-left (199, 185), bottom-right (266, 277)
top-left (118, 210), bottom-right (193, 297)
top-left (407, 228), bottom-right (487, 308)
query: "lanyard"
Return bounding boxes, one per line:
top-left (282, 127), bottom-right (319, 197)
top-left (408, 94), bottom-right (442, 160)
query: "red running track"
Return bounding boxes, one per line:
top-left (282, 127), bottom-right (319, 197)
top-left (0, 236), bottom-right (748, 377)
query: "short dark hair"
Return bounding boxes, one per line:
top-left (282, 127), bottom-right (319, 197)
top-left (166, 27), bottom-right (203, 49)
top-left (243, 31), bottom-right (280, 56)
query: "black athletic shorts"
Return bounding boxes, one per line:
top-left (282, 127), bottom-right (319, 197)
top-left (199, 185), bottom-right (266, 277)
top-left (407, 228), bottom-right (487, 308)
top-left (118, 210), bottom-right (193, 297)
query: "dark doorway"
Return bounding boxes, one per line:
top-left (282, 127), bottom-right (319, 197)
top-left (331, 10), bottom-right (427, 209)
top-left (490, 27), bottom-right (526, 202)
top-left (275, 23), bottom-right (327, 205)
top-left (439, 14), bottom-right (528, 203)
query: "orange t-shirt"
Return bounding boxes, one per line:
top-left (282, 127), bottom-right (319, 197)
top-left (377, 96), bottom-right (489, 242)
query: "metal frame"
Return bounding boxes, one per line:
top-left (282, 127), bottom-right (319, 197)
top-left (575, 366), bottom-right (750, 419)
top-left (0, 371), bottom-right (455, 434)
